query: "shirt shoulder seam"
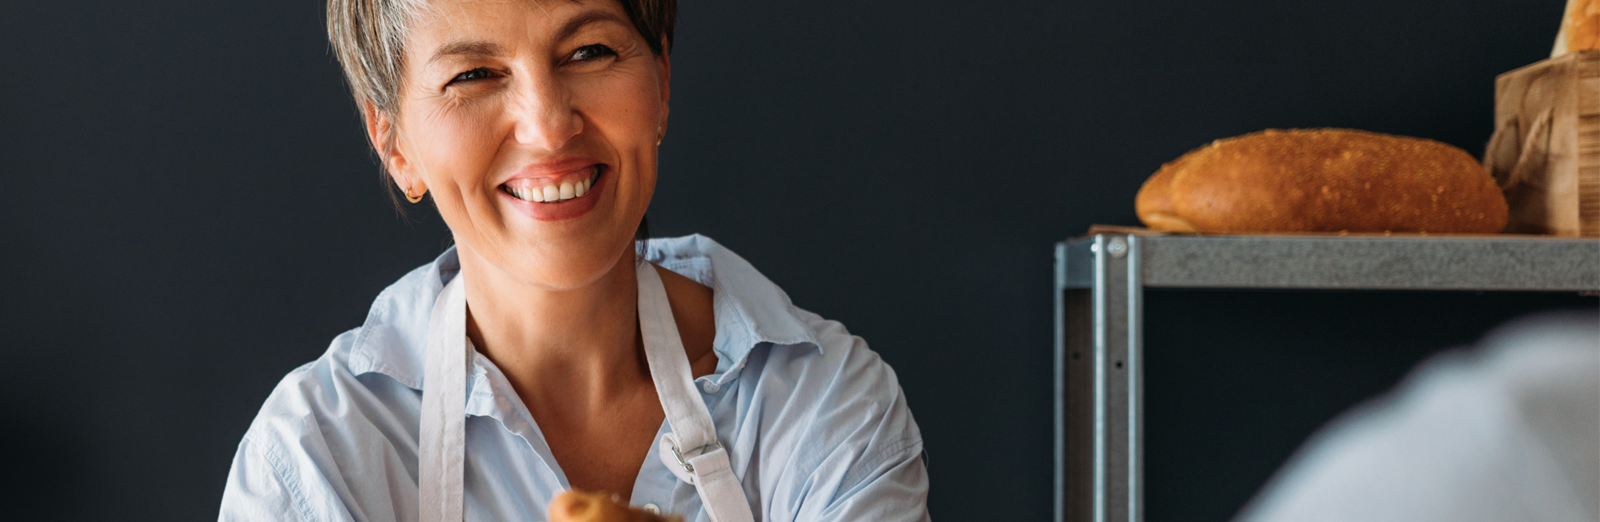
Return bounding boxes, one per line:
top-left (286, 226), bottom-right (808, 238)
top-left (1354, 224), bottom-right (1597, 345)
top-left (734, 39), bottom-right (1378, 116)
top-left (834, 436), bottom-right (924, 490)
top-left (243, 433), bottom-right (319, 521)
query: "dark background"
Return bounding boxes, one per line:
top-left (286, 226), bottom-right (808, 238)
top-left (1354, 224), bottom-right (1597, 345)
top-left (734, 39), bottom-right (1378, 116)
top-left (1, 0), bottom-right (1595, 520)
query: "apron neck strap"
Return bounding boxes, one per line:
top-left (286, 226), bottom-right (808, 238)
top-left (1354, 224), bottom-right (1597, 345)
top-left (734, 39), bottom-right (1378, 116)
top-left (637, 261), bottom-right (756, 522)
top-left (417, 262), bottom-right (755, 522)
top-left (419, 275), bottom-right (468, 522)
top-left (636, 261), bottom-right (720, 452)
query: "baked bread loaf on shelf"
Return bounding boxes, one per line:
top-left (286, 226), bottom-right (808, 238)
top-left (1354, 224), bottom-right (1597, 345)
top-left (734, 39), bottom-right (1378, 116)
top-left (1135, 129), bottom-right (1509, 234)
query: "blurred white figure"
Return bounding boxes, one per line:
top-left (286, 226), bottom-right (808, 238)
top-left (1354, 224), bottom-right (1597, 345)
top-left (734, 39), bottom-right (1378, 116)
top-left (1236, 311), bottom-right (1599, 522)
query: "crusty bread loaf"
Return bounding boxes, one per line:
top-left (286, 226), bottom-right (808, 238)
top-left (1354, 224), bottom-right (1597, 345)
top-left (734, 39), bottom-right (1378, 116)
top-left (549, 490), bottom-right (680, 522)
top-left (1135, 129), bottom-right (1509, 234)
top-left (1135, 149), bottom-right (1201, 233)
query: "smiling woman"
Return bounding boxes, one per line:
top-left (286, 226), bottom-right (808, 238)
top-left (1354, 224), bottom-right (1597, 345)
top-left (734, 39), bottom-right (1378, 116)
top-left (217, 1), bottom-right (930, 521)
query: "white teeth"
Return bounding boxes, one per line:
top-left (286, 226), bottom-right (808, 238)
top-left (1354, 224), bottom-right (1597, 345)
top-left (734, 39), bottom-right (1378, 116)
top-left (507, 168), bottom-right (599, 203)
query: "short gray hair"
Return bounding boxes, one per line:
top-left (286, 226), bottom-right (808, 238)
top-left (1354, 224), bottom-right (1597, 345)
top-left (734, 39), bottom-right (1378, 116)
top-left (326, 0), bottom-right (431, 127)
top-left (325, 0), bottom-right (676, 207)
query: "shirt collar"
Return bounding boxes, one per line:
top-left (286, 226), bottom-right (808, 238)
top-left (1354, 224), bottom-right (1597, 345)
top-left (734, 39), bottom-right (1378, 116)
top-left (345, 234), bottom-right (820, 391)
top-left (641, 235), bottom-right (822, 368)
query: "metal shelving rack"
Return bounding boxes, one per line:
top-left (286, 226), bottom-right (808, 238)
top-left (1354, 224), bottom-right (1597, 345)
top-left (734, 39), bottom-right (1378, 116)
top-left (1052, 230), bottom-right (1600, 522)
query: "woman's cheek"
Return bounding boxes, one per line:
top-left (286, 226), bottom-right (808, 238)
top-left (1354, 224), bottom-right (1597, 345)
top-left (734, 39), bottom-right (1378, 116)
top-left (427, 106), bottom-right (502, 183)
top-left (581, 69), bottom-right (663, 141)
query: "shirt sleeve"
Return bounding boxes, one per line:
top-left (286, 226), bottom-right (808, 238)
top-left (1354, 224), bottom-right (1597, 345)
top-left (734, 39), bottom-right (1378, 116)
top-left (219, 436), bottom-right (314, 522)
top-left (220, 333), bottom-right (415, 522)
top-left (772, 326), bottom-right (932, 522)
top-left (813, 437), bottom-right (931, 522)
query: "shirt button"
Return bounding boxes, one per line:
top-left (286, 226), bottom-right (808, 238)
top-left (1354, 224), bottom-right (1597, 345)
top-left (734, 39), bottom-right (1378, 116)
top-left (700, 381), bottom-right (721, 394)
top-left (642, 503), bottom-right (661, 514)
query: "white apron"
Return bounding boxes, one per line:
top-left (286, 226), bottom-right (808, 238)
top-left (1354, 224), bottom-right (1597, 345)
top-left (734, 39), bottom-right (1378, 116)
top-left (417, 262), bottom-right (756, 522)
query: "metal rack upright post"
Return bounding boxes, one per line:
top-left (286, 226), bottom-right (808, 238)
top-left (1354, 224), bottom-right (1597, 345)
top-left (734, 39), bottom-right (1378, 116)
top-left (1052, 231), bottom-right (1600, 522)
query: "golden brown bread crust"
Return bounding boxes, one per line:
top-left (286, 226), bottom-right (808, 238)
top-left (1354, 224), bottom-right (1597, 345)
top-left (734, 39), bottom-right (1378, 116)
top-left (1135, 129), bottom-right (1509, 234)
top-left (549, 490), bottom-right (680, 522)
top-left (1569, 0), bottom-right (1600, 52)
top-left (1135, 149), bottom-right (1201, 233)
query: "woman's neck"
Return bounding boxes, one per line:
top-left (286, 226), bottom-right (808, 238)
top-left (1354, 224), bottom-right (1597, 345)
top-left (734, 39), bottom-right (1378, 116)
top-left (457, 245), bottom-right (648, 413)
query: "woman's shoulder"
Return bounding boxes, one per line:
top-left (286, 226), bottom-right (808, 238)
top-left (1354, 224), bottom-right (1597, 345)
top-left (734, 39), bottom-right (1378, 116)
top-left (643, 235), bottom-right (911, 403)
top-left (232, 251), bottom-right (457, 480)
top-left (241, 327), bottom-right (423, 453)
top-left (651, 235), bottom-right (924, 480)
top-left (753, 306), bottom-right (915, 429)
top-left (735, 298), bottom-right (928, 513)
top-left (223, 327), bottom-right (426, 519)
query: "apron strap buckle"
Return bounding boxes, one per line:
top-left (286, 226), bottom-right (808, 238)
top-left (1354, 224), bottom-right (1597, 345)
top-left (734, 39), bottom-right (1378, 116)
top-left (659, 433), bottom-right (723, 483)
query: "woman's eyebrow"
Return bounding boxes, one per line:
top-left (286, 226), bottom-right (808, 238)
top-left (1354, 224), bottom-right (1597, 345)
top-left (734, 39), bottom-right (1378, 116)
top-left (427, 40), bottom-right (504, 66)
top-left (550, 10), bottom-right (630, 44)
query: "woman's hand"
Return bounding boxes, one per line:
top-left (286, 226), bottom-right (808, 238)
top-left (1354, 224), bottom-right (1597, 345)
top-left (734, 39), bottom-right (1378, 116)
top-left (548, 490), bottom-right (680, 522)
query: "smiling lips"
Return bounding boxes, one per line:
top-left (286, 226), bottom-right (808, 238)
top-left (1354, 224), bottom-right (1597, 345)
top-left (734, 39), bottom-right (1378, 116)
top-left (502, 165), bottom-right (602, 203)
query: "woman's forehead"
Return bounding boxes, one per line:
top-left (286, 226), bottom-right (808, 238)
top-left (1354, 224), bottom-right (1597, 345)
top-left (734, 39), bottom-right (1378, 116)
top-left (417, 0), bottom-right (611, 28)
top-left (411, 0), bottom-right (625, 45)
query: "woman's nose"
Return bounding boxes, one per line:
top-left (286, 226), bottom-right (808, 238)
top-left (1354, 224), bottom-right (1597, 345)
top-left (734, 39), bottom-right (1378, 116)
top-left (511, 73), bottom-right (582, 151)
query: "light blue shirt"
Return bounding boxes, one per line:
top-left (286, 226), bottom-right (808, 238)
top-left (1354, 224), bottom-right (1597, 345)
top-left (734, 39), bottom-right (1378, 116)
top-left (219, 235), bottom-right (930, 521)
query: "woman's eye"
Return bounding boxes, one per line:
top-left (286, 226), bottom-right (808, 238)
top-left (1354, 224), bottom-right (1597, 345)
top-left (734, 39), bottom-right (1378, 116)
top-left (450, 68), bottom-right (494, 83)
top-left (569, 44), bottom-right (616, 63)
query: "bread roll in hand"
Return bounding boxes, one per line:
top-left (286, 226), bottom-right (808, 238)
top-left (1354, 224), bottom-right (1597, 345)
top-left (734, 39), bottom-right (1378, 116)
top-left (1135, 129), bottom-right (1508, 234)
top-left (548, 490), bottom-right (681, 522)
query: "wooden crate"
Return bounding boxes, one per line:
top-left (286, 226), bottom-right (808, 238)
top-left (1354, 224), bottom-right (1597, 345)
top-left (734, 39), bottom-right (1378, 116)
top-left (1489, 50), bottom-right (1600, 236)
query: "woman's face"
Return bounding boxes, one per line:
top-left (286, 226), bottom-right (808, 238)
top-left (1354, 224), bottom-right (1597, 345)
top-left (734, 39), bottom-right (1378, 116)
top-left (379, 0), bottom-right (669, 290)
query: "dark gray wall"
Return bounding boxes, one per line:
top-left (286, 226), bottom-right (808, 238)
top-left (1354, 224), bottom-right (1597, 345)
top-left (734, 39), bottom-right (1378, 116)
top-left (1, 0), bottom-right (1593, 520)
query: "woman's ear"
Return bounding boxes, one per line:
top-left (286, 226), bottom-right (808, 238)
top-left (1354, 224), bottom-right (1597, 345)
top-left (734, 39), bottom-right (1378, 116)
top-left (363, 101), bottom-right (425, 196)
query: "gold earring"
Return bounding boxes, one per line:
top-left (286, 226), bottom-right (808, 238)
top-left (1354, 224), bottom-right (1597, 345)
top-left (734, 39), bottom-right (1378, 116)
top-left (405, 185), bottom-right (424, 203)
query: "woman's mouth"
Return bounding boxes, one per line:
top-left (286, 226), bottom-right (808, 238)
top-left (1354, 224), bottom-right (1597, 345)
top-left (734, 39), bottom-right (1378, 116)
top-left (500, 165), bottom-right (602, 203)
